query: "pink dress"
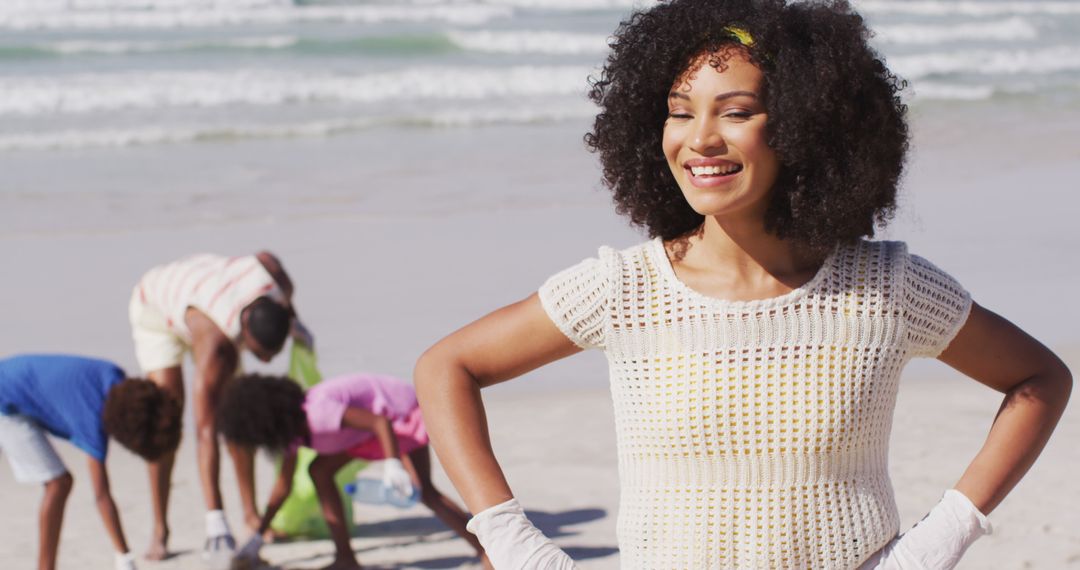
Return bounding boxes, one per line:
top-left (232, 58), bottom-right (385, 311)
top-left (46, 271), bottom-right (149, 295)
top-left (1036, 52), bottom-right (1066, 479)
top-left (300, 373), bottom-right (428, 460)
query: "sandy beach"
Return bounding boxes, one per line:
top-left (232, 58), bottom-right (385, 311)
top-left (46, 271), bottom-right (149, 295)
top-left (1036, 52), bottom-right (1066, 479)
top-left (0, 350), bottom-right (1077, 569)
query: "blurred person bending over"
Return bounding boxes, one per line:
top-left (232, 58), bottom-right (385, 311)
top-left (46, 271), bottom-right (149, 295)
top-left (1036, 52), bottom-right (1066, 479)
top-left (128, 251), bottom-right (312, 562)
top-left (0, 354), bottom-right (181, 570)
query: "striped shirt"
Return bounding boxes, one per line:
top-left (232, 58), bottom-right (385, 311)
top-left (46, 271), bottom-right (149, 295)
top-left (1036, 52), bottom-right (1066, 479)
top-left (136, 254), bottom-right (285, 343)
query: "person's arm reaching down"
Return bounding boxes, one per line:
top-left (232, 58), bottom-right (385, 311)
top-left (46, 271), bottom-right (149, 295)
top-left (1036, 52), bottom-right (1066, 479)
top-left (86, 457), bottom-right (137, 569)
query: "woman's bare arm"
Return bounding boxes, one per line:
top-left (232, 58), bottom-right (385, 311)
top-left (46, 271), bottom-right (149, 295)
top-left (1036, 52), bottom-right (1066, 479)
top-left (413, 293), bottom-right (581, 515)
top-left (938, 302), bottom-right (1072, 514)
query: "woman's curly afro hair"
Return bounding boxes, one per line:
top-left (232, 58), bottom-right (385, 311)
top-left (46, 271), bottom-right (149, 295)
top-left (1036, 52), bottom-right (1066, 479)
top-left (585, 0), bottom-right (908, 250)
top-left (217, 374), bottom-right (308, 452)
top-left (102, 379), bottom-right (181, 461)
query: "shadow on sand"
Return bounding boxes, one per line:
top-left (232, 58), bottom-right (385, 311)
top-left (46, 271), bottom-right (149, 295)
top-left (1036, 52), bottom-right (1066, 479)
top-left (271, 506), bottom-right (618, 569)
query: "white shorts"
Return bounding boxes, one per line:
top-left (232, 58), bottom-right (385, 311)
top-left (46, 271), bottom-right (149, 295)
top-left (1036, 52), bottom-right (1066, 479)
top-left (129, 285), bottom-right (189, 373)
top-left (0, 413), bottom-right (68, 484)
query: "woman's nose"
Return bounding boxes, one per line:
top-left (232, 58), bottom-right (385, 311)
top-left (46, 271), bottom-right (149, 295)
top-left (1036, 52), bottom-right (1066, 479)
top-left (690, 118), bottom-right (725, 154)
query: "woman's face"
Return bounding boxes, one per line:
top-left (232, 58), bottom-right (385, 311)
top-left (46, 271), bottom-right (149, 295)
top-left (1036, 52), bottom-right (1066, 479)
top-left (662, 49), bottom-right (778, 222)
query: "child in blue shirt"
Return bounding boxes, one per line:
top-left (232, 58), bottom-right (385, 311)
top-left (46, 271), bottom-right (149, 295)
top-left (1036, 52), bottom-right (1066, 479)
top-left (0, 354), bottom-right (182, 570)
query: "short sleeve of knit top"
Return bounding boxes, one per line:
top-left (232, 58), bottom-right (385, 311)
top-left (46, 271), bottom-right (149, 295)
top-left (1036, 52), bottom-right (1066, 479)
top-left (537, 247), bottom-right (615, 350)
top-left (902, 252), bottom-right (972, 358)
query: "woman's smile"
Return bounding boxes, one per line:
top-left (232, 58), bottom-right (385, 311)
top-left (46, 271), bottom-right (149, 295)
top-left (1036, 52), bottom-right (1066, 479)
top-left (684, 157), bottom-right (744, 187)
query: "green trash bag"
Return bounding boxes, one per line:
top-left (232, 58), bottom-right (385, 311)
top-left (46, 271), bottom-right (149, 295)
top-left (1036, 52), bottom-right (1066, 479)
top-left (270, 343), bottom-right (366, 539)
top-left (287, 342), bottom-right (323, 390)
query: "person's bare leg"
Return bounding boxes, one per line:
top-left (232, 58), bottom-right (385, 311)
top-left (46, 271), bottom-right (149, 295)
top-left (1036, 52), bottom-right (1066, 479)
top-left (227, 441), bottom-right (261, 534)
top-left (308, 453), bottom-right (362, 570)
top-left (407, 446), bottom-right (491, 568)
top-left (145, 366), bottom-right (183, 561)
top-left (38, 472), bottom-right (74, 570)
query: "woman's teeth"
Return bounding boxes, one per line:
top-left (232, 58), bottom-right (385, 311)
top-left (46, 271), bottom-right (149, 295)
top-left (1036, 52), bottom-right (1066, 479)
top-left (690, 164), bottom-right (742, 176)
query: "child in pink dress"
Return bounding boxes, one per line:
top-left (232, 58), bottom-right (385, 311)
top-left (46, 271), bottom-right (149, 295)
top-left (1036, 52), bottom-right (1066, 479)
top-left (217, 373), bottom-right (490, 570)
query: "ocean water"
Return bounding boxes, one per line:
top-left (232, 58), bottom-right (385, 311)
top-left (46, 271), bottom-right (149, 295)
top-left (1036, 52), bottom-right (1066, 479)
top-left (1, 0), bottom-right (1079, 152)
top-left (0, 0), bottom-right (1077, 360)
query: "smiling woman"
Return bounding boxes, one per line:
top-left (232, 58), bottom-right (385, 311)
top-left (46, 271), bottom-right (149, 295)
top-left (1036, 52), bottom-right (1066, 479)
top-left (413, 0), bottom-right (1071, 568)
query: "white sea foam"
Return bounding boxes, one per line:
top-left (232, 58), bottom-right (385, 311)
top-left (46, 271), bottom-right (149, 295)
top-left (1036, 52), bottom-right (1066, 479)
top-left (856, 1), bottom-right (1080, 17)
top-left (447, 30), bottom-right (609, 55)
top-left (911, 82), bottom-right (997, 101)
top-left (0, 103), bottom-right (595, 151)
top-left (415, 0), bottom-right (658, 9)
top-left (38, 35), bottom-right (298, 55)
top-left (0, 123), bottom-right (369, 151)
top-left (0, 4), bottom-right (510, 30)
top-left (873, 18), bottom-right (1039, 45)
top-left (1, 0), bottom-right (292, 9)
top-left (0, 66), bottom-right (593, 117)
top-left (889, 46), bottom-right (1080, 80)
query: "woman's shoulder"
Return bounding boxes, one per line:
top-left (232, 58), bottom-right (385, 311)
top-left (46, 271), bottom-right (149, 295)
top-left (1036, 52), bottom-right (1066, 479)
top-left (841, 237), bottom-right (908, 258)
top-left (843, 239), bottom-right (963, 278)
top-left (605, 238), bottom-right (660, 264)
top-left (578, 238), bottom-right (655, 259)
top-left (546, 239), bottom-right (656, 276)
top-left (831, 238), bottom-right (910, 273)
top-left (538, 239), bottom-right (657, 309)
top-left (835, 239), bottom-right (968, 302)
top-left (821, 239), bottom-right (913, 295)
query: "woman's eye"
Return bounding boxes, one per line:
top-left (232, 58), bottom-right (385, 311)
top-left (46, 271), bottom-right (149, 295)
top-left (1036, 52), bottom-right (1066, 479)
top-left (723, 111), bottom-right (753, 120)
top-left (667, 112), bottom-right (692, 120)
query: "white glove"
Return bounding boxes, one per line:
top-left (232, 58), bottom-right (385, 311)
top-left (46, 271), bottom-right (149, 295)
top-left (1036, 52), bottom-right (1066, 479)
top-left (234, 535), bottom-right (264, 562)
top-left (203, 509), bottom-right (237, 560)
top-left (114, 551), bottom-right (137, 570)
top-left (860, 489), bottom-right (992, 570)
top-left (381, 458), bottom-right (415, 501)
top-left (466, 498), bottom-right (576, 570)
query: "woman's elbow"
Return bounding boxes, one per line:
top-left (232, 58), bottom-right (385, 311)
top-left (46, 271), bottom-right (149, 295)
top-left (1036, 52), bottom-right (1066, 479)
top-left (1022, 355), bottom-right (1073, 411)
top-left (414, 342), bottom-right (475, 401)
top-left (414, 344), bottom-right (448, 398)
top-left (1050, 357), bottom-right (1073, 404)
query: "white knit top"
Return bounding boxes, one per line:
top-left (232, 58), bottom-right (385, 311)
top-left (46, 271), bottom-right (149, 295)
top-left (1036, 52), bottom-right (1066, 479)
top-left (538, 239), bottom-right (971, 569)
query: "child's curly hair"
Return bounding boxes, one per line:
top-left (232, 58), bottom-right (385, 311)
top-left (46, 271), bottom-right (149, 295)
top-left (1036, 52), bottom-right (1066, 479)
top-left (585, 0), bottom-right (908, 250)
top-left (102, 379), bottom-right (181, 461)
top-left (217, 374), bottom-right (308, 452)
